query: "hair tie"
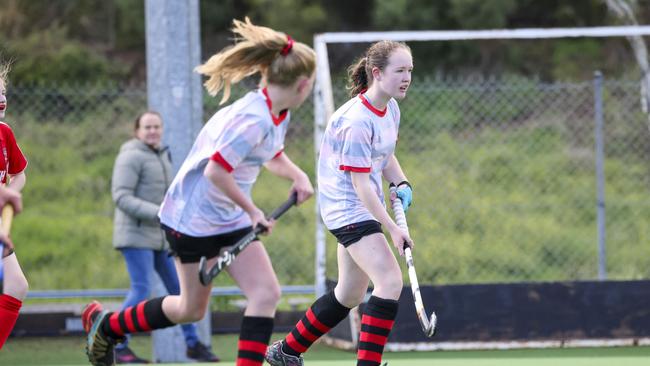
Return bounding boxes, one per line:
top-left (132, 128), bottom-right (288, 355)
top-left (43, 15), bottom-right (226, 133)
top-left (280, 35), bottom-right (294, 56)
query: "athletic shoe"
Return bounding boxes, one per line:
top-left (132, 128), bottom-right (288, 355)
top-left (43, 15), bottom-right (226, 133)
top-left (186, 342), bottom-right (220, 362)
top-left (115, 346), bottom-right (150, 364)
top-left (82, 301), bottom-right (123, 366)
top-left (264, 340), bottom-right (304, 366)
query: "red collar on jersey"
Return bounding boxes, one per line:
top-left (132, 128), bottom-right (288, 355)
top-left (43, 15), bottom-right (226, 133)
top-left (359, 93), bottom-right (387, 117)
top-left (262, 87), bottom-right (288, 126)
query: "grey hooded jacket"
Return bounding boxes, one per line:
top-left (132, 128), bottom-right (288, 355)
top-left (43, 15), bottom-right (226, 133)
top-left (111, 138), bottom-right (172, 250)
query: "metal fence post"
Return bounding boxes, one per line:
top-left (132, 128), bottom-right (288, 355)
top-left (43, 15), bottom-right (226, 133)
top-left (146, 0), bottom-right (203, 173)
top-left (145, 0), bottom-right (209, 362)
top-left (594, 71), bottom-right (607, 280)
top-left (313, 36), bottom-right (336, 297)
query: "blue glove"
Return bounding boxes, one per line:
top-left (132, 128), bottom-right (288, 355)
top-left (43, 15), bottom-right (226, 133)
top-left (396, 181), bottom-right (412, 213)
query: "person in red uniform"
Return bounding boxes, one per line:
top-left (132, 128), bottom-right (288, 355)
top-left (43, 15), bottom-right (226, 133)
top-left (0, 60), bottom-right (29, 351)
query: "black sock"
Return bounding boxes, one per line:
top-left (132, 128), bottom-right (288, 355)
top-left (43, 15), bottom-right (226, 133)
top-left (102, 296), bottom-right (174, 339)
top-left (356, 296), bottom-right (398, 366)
top-left (283, 290), bottom-right (350, 356)
top-left (237, 316), bottom-right (274, 366)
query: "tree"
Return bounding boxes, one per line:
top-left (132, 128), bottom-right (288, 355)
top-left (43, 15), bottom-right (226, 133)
top-left (244, 0), bottom-right (327, 43)
top-left (605, 0), bottom-right (650, 120)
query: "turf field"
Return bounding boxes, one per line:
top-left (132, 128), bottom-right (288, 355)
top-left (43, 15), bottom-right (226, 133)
top-left (1, 334), bottom-right (649, 365)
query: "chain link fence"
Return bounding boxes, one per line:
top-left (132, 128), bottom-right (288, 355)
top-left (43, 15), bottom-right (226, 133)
top-left (325, 73), bottom-right (650, 285)
top-left (7, 74), bottom-right (650, 290)
top-left (322, 73), bottom-right (650, 286)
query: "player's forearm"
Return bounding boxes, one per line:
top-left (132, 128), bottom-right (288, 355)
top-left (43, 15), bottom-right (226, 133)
top-left (351, 173), bottom-right (399, 231)
top-left (264, 153), bottom-right (308, 182)
top-left (0, 187), bottom-right (22, 213)
top-left (7, 172), bottom-right (26, 192)
top-left (382, 154), bottom-right (408, 185)
top-left (204, 160), bottom-right (256, 214)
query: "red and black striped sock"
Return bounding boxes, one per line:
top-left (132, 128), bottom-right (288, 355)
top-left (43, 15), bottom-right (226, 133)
top-left (357, 296), bottom-right (398, 366)
top-left (283, 290), bottom-right (350, 356)
top-left (101, 296), bottom-right (174, 338)
top-left (0, 294), bottom-right (22, 350)
top-left (236, 316), bottom-right (273, 366)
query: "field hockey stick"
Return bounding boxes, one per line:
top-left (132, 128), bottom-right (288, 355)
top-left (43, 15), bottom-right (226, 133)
top-left (198, 192), bottom-right (298, 286)
top-left (0, 205), bottom-right (15, 282)
top-left (389, 183), bottom-right (437, 337)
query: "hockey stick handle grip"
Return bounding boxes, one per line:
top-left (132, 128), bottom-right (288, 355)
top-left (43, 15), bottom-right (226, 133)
top-left (1, 205), bottom-right (13, 235)
top-left (389, 183), bottom-right (410, 239)
top-left (0, 205), bottom-right (13, 280)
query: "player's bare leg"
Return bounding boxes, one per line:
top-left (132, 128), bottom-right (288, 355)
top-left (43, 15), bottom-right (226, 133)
top-left (228, 241), bottom-right (280, 365)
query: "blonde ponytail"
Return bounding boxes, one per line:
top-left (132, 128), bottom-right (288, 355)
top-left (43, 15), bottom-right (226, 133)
top-left (196, 18), bottom-right (316, 104)
top-left (0, 59), bottom-right (12, 87)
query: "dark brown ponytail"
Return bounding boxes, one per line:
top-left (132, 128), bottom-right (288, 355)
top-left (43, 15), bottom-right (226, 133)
top-left (346, 57), bottom-right (368, 97)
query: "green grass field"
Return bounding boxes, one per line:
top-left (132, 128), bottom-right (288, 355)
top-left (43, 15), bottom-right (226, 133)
top-left (1, 334), bottom-right (649, 366)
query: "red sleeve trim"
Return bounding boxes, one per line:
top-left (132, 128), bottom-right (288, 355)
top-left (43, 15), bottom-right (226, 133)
top-left (210, 151), bottom-right (234, 173)
top-left (339, 165), bottom-right (371, 173)
top-left (8, 159), bottom-right (27, 175)
top-left (0, 123), bottom-right (28, 175)
top-left (272, 149), bottom-right (284, 159)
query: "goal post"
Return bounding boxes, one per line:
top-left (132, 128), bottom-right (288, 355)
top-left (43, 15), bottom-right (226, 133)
top-left (312, 25), bottom-right (650, 350)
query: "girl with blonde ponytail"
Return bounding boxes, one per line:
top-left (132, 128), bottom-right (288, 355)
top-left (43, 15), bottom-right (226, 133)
top-left (267, 40), bottom-right (414, 366)
top-left (82, 19), bottom-right (316, 366)
top-left (196, 17), bottom-right (316, 105)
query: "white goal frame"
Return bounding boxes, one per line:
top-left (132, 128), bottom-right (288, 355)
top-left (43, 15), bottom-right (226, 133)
top-left (312, 25), bottom-right (650, 350)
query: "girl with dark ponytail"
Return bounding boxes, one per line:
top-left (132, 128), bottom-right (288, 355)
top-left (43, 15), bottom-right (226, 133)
top-left (267, 40), bottom-right (415, 366)
top-left (347, 56), bottom-right (369, 97)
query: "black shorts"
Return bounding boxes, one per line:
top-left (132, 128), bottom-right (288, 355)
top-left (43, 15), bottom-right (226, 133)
top-left (162, 224), bottom-right (254, 263)
top-left (329, 220), bottom-right (383, 247)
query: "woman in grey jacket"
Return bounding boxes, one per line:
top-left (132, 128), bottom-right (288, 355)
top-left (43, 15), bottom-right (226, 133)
top-left (111, 111), bottom-right (219, 364)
